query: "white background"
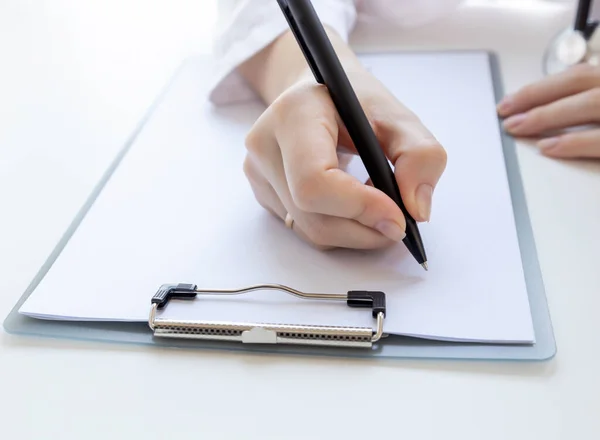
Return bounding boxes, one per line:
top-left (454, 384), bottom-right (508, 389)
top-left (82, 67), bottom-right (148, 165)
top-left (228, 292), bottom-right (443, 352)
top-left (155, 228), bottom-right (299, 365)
top-left (1, 1), bottom-right (599, 439)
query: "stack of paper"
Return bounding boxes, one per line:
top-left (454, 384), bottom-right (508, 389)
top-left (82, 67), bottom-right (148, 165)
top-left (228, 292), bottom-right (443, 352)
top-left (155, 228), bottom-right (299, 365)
top-left (19, 52), bottom-right (535, 344)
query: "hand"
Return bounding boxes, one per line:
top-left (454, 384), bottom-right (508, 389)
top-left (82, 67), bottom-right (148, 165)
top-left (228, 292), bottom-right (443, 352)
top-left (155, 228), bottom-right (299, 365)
top-left (497, 63), bottom-right (600, 159)
top-left (239, 32), bottom-right (447, 250)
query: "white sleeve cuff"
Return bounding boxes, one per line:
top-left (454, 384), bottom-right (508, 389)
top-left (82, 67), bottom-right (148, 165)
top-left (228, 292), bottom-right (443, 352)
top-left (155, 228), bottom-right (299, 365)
top-left (208, 0), bottom-right (357, 106)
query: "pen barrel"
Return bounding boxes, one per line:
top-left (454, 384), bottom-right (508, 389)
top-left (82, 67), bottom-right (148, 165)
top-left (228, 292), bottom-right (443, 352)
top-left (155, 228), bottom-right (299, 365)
top-left (281, 0), bottom-right (427, 265)
top-left (320, 50), bottom-right (429, 264)
top-left (575, 0), bottom-right (592, 31)
top-left (332, 90), bottom-right (427, 264)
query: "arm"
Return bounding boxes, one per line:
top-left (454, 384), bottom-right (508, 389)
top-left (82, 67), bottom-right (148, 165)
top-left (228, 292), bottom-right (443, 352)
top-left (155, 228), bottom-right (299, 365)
top-left (208, 0), bottom-right (358, 105)
top-left (237, 25), bottom-right (363, 105)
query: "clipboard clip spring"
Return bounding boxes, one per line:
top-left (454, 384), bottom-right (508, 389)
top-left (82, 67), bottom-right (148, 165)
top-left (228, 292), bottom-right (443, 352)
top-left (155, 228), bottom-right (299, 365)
top-left (148, 283), bottom-right (386, 348)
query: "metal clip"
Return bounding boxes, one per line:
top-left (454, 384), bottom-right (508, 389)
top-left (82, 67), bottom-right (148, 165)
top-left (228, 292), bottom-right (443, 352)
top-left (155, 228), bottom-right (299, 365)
top-left (148, 283), bottom-right (386, 348)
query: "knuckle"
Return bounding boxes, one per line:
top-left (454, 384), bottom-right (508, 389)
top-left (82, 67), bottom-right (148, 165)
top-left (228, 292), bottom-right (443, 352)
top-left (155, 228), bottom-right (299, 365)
top-left (517, 84), bottom-right (536, 102)
top-left (242, 155), bottom-right (264, 186)
top-left (270, 93), bottom-right (294, 116)
top-left (243, 157), bottom-right (273, 213)
top-left (303, 218), bottom-right (331, 248)
top-left (587, 87), bottom-right (600, 108)
top-left (415, 138), bottom-right (448, 167)
top-left (244, 105), bottom-right (279, 157)
top-left (271, 88), bottom-right (306, 119)
top-left (245, 173), bottom-right (267, 208)
top-left (242, 155), bottom-right (254, 178)
top-left (290, 175), bottom-right (323, 212)
top-left (244, 128), bottom-right (265, 156)
top-left (272, 84), bottom-right (335, 125)
top-left (526, 108), bottom-right (546, 129)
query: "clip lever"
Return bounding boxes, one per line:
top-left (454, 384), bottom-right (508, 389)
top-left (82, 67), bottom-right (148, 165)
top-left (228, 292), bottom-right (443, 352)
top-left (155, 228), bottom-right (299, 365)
top-left (241, 327), bottom-right (278, 344)
top-left (148, 283), bottom-right (387, 348)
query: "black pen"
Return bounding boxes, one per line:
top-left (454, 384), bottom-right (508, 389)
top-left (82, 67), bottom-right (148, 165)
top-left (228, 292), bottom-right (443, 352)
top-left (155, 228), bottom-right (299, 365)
top-left (574, 0), bottom-right (600, 39)
top-left (575, 0), bottom-right (592, 32)
top-left (276, 0), bottom-right (428, 270)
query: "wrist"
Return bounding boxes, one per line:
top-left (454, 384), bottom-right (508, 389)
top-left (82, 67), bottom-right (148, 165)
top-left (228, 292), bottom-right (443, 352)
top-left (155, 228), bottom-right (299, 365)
top-left (238, 27), bottom-right (363, 104)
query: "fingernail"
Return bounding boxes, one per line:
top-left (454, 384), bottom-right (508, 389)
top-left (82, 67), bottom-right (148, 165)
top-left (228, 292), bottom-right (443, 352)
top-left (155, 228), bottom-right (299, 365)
top-left (416, 184), bottom-right (433, 222)
top-left (503, 113), bottom-right (527, 131)
top-left (497, 95), bottom-right (513, 114)
top-left (375, 220), bottom-right (406, 242)
top-left (538, 137), bottom-right (559, 151)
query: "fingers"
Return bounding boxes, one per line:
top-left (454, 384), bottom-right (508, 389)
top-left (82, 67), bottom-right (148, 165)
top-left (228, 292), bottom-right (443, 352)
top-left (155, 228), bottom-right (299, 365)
top-left (498, 65), bottom-right (600, 160)
top-left (244, 156), bottom-right (329, 249)
top-left (498, 64), bottom-right (600, 117)
top-left (272, 86), bottom-right (407, 241)
top-left (244, 89), bottom-right (394, 250)
top-left (295, 213), bottom-right (395, 250)
top-left (502, 88), bottom-right (600, 137)
top-left (537, 129), bottom-right (600, 159)
top-left (244, 78), bottom-right (448, 249)
top-left (379, 120), bottom-right (447, 222)
top-left (244, 153), bottom-right (393, 250)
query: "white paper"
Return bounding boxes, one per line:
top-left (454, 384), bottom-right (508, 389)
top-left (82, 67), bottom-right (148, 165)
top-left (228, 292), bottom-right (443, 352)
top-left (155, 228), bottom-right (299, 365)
top-left (19, 52), bottom-right (535, 343)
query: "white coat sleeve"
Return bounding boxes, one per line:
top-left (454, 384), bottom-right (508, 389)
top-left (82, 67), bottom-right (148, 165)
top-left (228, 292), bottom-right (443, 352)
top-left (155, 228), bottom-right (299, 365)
top-left (208, 0), bottom-right (358, 105)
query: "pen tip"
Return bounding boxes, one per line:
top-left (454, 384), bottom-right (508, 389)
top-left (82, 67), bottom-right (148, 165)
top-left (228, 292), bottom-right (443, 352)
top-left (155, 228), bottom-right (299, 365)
top-left (421, 261), bottom-right (428, 271)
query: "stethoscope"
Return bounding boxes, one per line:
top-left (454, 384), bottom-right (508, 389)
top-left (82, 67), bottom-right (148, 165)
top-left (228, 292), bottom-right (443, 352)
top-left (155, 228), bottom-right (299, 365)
top-left (543, 0), bottom-right (600, 75)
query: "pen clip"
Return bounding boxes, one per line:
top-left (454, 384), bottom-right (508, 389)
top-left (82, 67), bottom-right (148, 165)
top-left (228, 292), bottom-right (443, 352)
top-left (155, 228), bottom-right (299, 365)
top-left (276, 0), bottom-right (324, 84)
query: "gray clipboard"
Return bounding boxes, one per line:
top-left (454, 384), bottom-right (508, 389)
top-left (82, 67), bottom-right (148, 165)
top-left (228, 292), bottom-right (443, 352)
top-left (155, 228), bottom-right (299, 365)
top-left (3, 51), bottom-right (556, 361)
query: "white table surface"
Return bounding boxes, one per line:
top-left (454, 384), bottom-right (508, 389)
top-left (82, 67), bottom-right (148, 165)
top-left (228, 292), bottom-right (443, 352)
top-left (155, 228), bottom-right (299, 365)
top-left (1, 1), bottom-right (599, 439)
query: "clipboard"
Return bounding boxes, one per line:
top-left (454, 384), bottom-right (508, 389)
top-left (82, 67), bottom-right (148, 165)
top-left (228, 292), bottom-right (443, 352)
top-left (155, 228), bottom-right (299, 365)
top-left (2, 51), bottom-right (556, 361)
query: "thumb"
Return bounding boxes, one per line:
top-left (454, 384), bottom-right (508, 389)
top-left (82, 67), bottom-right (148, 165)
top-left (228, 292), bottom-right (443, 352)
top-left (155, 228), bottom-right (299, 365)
top-left (384, 123), bottom-right (447, 222)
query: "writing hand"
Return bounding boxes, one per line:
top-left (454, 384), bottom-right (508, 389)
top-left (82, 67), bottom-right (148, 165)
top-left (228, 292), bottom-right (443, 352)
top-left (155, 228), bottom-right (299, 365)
top-left (239, 30), bottom-right (447, 250)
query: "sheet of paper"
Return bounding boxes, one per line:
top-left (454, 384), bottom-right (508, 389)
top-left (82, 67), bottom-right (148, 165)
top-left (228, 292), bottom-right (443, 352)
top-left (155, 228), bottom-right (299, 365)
top-left (19, 52), bottom-right (535, 343)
